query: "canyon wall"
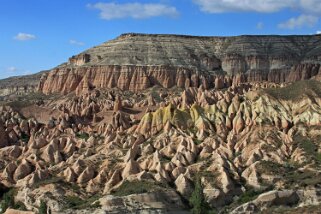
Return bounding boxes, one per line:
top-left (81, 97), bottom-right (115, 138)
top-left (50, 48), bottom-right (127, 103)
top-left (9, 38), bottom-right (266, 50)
top-left (37, 33), bottom-right (321, 94)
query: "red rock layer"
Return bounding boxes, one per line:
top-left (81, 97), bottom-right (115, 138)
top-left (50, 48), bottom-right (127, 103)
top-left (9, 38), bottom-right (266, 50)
top-left (38, 64), bottom-right (321, 95)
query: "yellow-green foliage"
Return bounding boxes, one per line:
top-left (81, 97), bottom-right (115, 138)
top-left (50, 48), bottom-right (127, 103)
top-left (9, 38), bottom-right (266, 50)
top-left (190, 104), bottom-right (204, 122)
top-left (152, 108), bottom-right (165, 131)
top-left (162, 104), bottom-right (174, 124)
top-left (139, 103), bottom-right (216, 135)
top-left (172, 108), bottom-right (193, 129)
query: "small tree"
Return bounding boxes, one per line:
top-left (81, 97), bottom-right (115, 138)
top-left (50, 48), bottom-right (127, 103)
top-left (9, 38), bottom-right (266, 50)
top-left (0, 190), bottom-right (15, 213)
top-left (189, 176), bottom-right (210, 214)
top-left (38, 201), bottom-right (48, 214)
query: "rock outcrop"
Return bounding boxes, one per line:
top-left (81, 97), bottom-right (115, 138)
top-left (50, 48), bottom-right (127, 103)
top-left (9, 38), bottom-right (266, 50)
top-left (38, 34), bottom-right (321, 94)
top-left (0, 71), bottom-right (47, 97)
top-left (1, 33), bottom-right (321, 214)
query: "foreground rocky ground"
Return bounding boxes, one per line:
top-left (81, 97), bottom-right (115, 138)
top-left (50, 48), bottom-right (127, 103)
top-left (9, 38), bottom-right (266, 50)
top-left (0, 79), bottom-right (320, 213)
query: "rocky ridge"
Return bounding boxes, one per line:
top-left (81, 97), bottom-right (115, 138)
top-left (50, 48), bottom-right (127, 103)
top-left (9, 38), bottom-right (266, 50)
top-left (0, 71), bottom-right (47, 98)
top-left (1, 33), bottom-right (321, 213)
top-left (0, 80), bottom-right (320, 213)
top-left (38, 33), bottom-right (321, 95)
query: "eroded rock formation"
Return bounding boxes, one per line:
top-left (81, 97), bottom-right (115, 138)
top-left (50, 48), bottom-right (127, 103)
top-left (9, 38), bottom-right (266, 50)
top-left (38, 34), bottom-right (321, 95)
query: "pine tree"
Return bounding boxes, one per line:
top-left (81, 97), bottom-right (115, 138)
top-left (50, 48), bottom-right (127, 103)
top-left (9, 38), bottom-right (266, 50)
top-left (0, 190), bottom-right (15, 214)
top-left (38, 201), bottom-right (48, 214)
top-left (189, 176), bottom-right (209, 214)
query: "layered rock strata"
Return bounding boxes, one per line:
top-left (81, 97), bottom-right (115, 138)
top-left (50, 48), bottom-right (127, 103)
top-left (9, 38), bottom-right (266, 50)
top-left (38, 33), bottom-right (321, 94)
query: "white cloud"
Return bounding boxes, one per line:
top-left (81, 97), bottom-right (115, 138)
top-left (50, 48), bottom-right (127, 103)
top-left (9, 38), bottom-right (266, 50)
top-left (257, 22), bottom-right (264, 29)
top-left (193, 0), bottom-right (321, 30)
top-left (7, 67), bottom-right (17, 72)
top-left (69, 39), bottom-right (85, 46)
top-left (278, 14), bottom-right (318, 29)
top-left (88, 2), bottom-right (179, 20)
top-left (317, 31), bottom-right (321, 34)
top-left (14, 33), bottom-right (36, 41)
top-left (299, 0), bottom-right (321, 15)
top-left (193, 0), bottom-right (296, 13)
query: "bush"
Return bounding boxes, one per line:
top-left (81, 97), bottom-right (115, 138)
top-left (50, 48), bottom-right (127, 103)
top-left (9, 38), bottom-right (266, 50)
top-left (38, 201), bottom-right (49, 214)
top-left (76, 132), bottom-right (89, 141)
top-left (0, 189), bottom-right (30, 213)
top-left (0, 189), bottom-right (15, 213)
top-left (65, 195), bottom-right (101, 210)
top-left (20, 132), bottom-right (30, 143)
top-left (189, 176), bottom-right (212, 214)
top-left (237, 188), bottom-right (263, 204)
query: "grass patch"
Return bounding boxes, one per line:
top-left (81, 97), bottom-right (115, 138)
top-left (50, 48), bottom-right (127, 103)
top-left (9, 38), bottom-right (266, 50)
top-left (237, 188), bottom-right (266, 204)
top-left (257, 160), bottom-right (321, 188)
top-left (64, 194), bottom-right (101, 210)
top-left (263, 80), bottom-right (321, 101)
top-left (76, 132), bottom-right (89, 141)
top-left (293, 134), bottom-right (321, 164)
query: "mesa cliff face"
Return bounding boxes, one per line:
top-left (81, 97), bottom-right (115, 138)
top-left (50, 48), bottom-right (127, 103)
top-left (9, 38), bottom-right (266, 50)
top-left (38, 33), bottom-right (321, 95)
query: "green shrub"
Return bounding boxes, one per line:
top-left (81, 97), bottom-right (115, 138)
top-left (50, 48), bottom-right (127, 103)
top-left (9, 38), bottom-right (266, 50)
top-left (65, 195), bottom-right (101, 210)
top-left (76, 132), bottom-right (89, 141)
top-left (13, 201), bottom-right (27, 211)
top-left (0, 189), bottom-right (30, 213)
top-left (237, 188), bottom-right (263, 204)
top-left (20, 132), bottom-right (30, 143)
top-left (294, 134), bottom-right (321, 164)
top-left (189, 176), bottom-right (212, 214)
top-left (0, 189), bottom-right (15, 213)
top-left (38, 201), bottom-right (49, 214)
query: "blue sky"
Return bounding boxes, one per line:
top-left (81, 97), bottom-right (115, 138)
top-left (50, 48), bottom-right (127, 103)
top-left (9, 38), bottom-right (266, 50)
top-left (1, 0), bottom-right (321, 79)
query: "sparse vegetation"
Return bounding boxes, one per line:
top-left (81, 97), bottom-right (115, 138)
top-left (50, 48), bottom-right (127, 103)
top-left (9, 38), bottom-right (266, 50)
top-left (237, 188), bottom-right (264, 204)
top-left (199, 171), bottom-right (219, 188)
top-left (65, 195), bottom-right (101, 210)
top-left (193, 138), bottom-right (203, 145)
top-left (263, 80), bottom-right (321, 100)
top-left (189, 176), bottom-right (213, 214)
top-left (257, 160), bottom-right (321, 188)
top-left (160, 155), bottom-right (172, 163)
top-left (32, 176), bottom-right (63, 189)
top-left (38, 200), bottom-right (49, 214)
top-left (76, 132), bottom-right (90, 141)
top-left (0, 189), bottom-right (15, 213)
top-left (294, 134), bottom-right (321, 164)
top-left (261, 204), bottom-right (321, 214)
top-left (0, 189), bottom-right (27, 213)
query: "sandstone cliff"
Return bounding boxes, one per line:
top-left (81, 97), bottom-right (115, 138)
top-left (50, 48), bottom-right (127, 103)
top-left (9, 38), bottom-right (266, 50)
top-left (38, 33), bottom-right (321, 94)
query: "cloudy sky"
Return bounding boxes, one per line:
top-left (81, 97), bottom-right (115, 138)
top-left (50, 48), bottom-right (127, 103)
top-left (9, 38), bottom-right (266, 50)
top-left (1, 0), bottom-right (321, 79)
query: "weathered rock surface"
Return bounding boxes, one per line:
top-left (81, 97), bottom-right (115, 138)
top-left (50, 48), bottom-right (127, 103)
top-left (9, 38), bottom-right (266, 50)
top-left (1, 34), bottom-right (321, 214)
top-left (38, 33), bottom-right (321, 94)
